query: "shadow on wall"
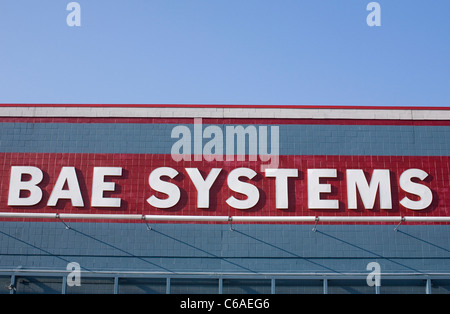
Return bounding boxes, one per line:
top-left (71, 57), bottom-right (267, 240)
top-left (0, 223), bottom-right (449, 274)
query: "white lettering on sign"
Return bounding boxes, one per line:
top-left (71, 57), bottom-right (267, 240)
top-left (91, 167), bottom-right (123, 208)
top-left (8, 166), bottom-right (123, 207)
top-left (307, 169), bottom-right (339, 210)
top-left (8, 166), bottom-right (44, 206)
top-left (346, 169), bottom-right (392, 210)
top-left (147, 167), bottom-right (180, 209)
top-left (6, 166), bottom-right (434, 212)
top-left (48, 167), bottom-right (84, 207)
top-left (226, 168), bottom-right (260, 210)
top-left (265, 168), bottom-right (298, 209)
top-left (399, 168), bottom-right (433, 210)
top-left (186, 168), bottom-right (222, 209)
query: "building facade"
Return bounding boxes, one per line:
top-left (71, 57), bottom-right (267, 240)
top-left (0, 104), bottom-right (449, 294)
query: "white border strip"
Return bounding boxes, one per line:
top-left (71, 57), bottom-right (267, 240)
top-left (1, 212), bottom-right (450, 223)
top-left (1, 106), bottom-right (450, 120)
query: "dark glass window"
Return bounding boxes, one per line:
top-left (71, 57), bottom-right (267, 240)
top-left (15, 276), bottom-right (62, 294)
top-left (379, 279), bottom-right (426, 294)
top-left (430, 279), bottom-right (450, 294)
top-left (118, 278), bottom-right (166, 294)
top-left (66, 277), bottom-right (114, 294)
top-left (222, 279), bottom-right (271, 294)
top-left (170, 278), bottom-right (219, 294)
top-left (328, 279), bottom-right (375, 294)
top-left (275, 279), bottom-right (323, 294)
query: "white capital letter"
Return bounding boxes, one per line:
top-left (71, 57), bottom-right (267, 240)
top-left (347, 169), bottom-right (392, 210)
top-left (265, 168), bottom-right (298, 209)
top-left (307, 169), bottom-right (339, 209)
top-left (186, 168), bottom-right (222, 208)
top-left (399, 169), bottom-right (433, 210)
top-left (226, 168), bottom-right (259, 209)
top-left (8, 166), bottom-right (43, 206)
top-left (48, 167), bottom-right (84, 207)
top-left (147, 167), bottom-right (180, 208)
top-left (91, 167), bottom-right (122, 208)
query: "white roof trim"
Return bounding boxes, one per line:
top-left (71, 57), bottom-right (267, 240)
top-left (0, 106), bottom-right (449, 120)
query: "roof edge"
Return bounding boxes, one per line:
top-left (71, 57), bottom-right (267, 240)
top-left (1, 104), bottom-right (450, 120)
top-left (0, 103), bottom-right (449, 110)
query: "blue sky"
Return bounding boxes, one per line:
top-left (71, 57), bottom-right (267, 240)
top-left (0, 0), bottom-right (449, 107)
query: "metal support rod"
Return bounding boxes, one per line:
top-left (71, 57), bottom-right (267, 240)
top-left (142, 215), bottom-right (152, 230)
top-left (426, 278), bottom-right (431, 294)
top-left (218, 277), bottom-right (223, 294)
top-left (8, 275), bottom-right (16, 294)
top-left (56, 214), bottom-right (70, 230)
top-left (166, 277), bottom-right (171, 294)
top-left (394, 217), bottom-right (405, 232)
top-left (114, 276), bottom-right (119, 294)
top-left (62, 276), bottom-right (67, 294)
top-left (0, 212), bottom-right (449, 224)
top-left (228, 216), bottom-right (234, 231)
top-left (312, 217), bottom-right (319, 232)
top-left (375, 284), bottom-right (380, 294)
